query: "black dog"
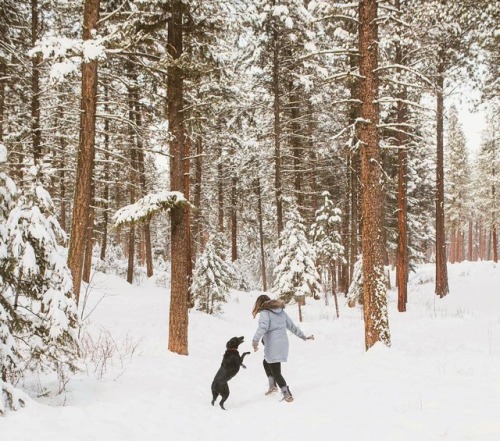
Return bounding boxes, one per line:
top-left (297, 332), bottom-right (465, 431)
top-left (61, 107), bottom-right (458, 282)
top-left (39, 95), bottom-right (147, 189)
top-left (211, 336), bottom-right (250, 410)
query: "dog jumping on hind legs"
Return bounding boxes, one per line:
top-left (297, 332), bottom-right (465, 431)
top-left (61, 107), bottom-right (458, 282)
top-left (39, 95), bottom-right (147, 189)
top-left (211, 336), bottom-right (250, 410)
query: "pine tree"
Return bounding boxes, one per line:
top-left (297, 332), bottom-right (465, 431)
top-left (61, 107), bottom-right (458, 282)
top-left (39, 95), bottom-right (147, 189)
top-left (310, 191), bottom-right (344, 315)
top-left (0, 147), bottom-right (79, 414)
top-left (272, 207), bottom-right (322, 303)
top-left (190, 233), bottom-right (236, 315)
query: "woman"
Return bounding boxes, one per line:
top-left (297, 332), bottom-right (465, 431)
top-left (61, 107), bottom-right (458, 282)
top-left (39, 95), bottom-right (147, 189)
top-left (251, 294), bottom-right (314, 402)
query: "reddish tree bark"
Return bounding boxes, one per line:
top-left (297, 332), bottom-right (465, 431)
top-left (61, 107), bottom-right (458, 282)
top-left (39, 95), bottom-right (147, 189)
top-left (358, 0), bottom-right (391, 349)
top-left (435, 53), bottom-right (449, 297)
top-left (67, 0), bottom-right (100, 304)
top-left (167, 0), bottom-right (189, 355)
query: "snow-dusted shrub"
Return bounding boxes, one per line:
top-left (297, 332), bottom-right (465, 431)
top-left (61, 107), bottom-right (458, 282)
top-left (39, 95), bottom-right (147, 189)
top-left (0, 159), bottom-right (79, 414)
top-left (190, 233), bottom-right (237, 314)
top-left (272, 207), bottom-right (322, 303)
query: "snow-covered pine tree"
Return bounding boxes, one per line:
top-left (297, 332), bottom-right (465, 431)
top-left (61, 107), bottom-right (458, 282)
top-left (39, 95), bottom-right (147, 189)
top-left (273, 207), bottom-right (322, 304)
top-left (190, 232), bottom-right (237, 315)
top-left (1, 156), bottom-right (79, 414)
top-left (310, 191), bottom-right (344, 314)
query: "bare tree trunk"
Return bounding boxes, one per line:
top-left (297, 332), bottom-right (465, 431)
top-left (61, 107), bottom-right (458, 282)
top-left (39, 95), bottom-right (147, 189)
top-left (272, 7), bottom-right (284, 244)
top-left (468, 218), bottom-right (473, 261)
top-left (358, 0), bottom-right (390, 350)
top-left (31, 0), bottom-right (42, 165)
top-left (435, 54), bottom-right (449, 297)
top-left (449, 226), bottom-right (456, 263)
top-left (82, 185), bottom-right (95, 283)
top-left (493, 225), bottom-right (498, 263)
top-left (193, 135), bottom-right (203, 255)
top-left (350, 155), bottom-right (359, 283)
top-left (256, 177), bottom-right (267, 291)
top-left (493, 158), bottom-right (498, 263)
top-left (67, 0), bottom-right (100, 305)
top-left (331, 263), bottom-right (339, 319)
top-left (133, 88), bottom-right (153, 277)
top-left (167, 0), bottom-right (189, 355)
top-left (231, 173), bottom-right (237, 262)
top-left (395, 0), bottom-right (408, 313)
top-left (126, 62), bottom-right (138, 285)
top-left (100, 87), bottom-right (110, 261)
top-left (0, 55), bottom-right (5, 145)
top-left (217, 144), bottom-right (224, 233)
top-left (341, 158), bottom-right (350, 294)
top-left (289, 85), bottom-right (303, 211)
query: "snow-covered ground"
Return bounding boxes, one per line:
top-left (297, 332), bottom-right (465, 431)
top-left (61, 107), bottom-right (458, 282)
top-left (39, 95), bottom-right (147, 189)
top-left (3, 261), bottom-right (500, 441)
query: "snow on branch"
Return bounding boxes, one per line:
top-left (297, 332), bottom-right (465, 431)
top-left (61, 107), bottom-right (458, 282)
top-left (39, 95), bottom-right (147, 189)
top-left (112, 191), bottom-right (188, 227)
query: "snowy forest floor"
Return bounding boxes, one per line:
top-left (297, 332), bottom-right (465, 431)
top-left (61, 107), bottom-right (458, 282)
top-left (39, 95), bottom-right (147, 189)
top-left (3, 261), bottom-right (500, 441)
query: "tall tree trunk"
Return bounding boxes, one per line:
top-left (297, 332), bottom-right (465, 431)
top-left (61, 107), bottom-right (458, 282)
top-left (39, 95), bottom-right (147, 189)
top-left (82, 185), bottom-right (95, 283)
top-left (167, 0), bottom-right (189, 355)
top-left (231, 173), bottom-right (237, 262)
top-left (0, 49), bottom-right (5, 144)
top-left (31, 0), bottom-right (42, 164)
top-left (449, 226), bottom-right (456, 263)
top-left (217, 144), bottom-right (224, 233)
top-left (193, 134), bottom-right (203, 255)
top-left (126, 62), bottom-right (138, 285)
top-left (435, 54), bottom-right (449, 297)
top-left (468, 218), bottom-right (473, 261)
top-left (272, 9), bottom-right (284, 244)
top-left (67, 0), bottom-right (100, 305)
top-left (133, 86), bottom-right (153, 277)
top-left (341, 156), bottom-right (350, 294)
top-left (256, 177), bottom-right (267, 291)
top-left (358, 0), bottom-right (390, 350)
top-left (288, 85), bottom-right (303, 211)
top-left (100, 87), bottom-right (110, 261)
top-left (395, 0), bottom-right (408, 313)
top-left (492, 156), bottom-right (498, 263)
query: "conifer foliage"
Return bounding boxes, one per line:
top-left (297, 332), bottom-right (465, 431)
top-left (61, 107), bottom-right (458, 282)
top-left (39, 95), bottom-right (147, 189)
top-left (0, 146), bottom-right (79, 415)
top-left (273, 207), bottom-right (322, 303)
top-left (190, 233), bottom-right (236, 315)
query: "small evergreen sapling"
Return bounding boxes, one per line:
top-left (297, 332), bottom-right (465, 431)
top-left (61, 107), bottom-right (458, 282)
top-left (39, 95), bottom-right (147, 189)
top-left (310, 191), bottom-right (345, 315)
top-left (0, 158), bottom-right (79, 414)
top-left (272, 208), bottom-right (322, 304)
top-left (190, 233), bottom-right (237, 314)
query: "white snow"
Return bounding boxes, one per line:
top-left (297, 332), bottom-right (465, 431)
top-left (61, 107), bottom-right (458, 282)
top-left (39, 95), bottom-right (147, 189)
top-left (3, 261), bottom-right (500, 441)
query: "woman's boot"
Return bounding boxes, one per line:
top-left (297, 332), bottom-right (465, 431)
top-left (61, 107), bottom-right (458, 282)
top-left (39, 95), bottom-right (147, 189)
top-left (265, 376), bottom-right (278, 395)
top-left (281, 385), bottom-right (294, 402)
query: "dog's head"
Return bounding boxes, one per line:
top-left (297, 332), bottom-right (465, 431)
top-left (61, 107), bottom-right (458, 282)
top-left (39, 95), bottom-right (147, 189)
top-left (226, 336), bottom-right (244, 350)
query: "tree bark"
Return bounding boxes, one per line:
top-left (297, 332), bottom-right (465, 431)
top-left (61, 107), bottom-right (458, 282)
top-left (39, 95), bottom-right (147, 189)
top-left (435, 54), bottom-right (449, 297)
top-left (193, 134), bottom-right (203, 255)
top-left (256, 177), bottom-right (267, 291)
top-left (133, 86), bottom-right (153, 277)
top-left (31, 0), bottom-right (42, 164)
top-left (100, 86), bottom-right (110, 261)
top-left (167, 0), bottom-right (189, 355)
top-left (395, 0), bottom-right (408, 314)
top-left (358, 0), bottom-right (390, 350)
top-left (231, 173), bottom-right (237, 262)
top-left (272, 7), bottom-right (284, 244)
top-left (468, 218), bottom-right (473, 261)
top-left (67, 0), bottom-right (100, 305)
top-left (0, 41), bottom-right (5, 144)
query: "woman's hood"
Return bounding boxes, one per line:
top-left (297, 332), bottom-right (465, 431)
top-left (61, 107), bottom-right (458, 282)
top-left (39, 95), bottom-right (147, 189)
top-left (261, 299), bottom-right (285, 311)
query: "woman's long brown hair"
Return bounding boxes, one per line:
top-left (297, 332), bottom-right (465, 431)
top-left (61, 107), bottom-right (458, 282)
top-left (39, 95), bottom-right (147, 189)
top-left (252, 294), bottom-right (271, 318)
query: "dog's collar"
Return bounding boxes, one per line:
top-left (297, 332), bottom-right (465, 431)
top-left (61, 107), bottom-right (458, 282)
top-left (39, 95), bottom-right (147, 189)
top-left (226, 348), bottom-right (239, 351)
